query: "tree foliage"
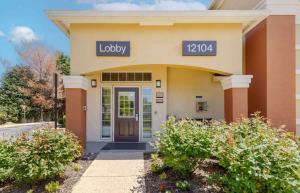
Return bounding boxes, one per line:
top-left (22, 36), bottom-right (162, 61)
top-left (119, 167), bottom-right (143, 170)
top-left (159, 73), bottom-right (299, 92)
top-left (0, 65), bottom-right (33, 123)
top-left (0, 42), bottom-right (70, 123)
top-left (56, 52), bottom-right (70, 76)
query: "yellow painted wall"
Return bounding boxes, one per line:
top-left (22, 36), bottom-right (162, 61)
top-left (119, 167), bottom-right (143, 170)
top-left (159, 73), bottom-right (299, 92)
top-left (85, 65), bottom-right (224, 142)
top-left (296, 50), bottom-right (300, 68)
top-left (167, 67), bottom-right (224, 120)
top-left (296, 100), bottom-right (300, 118)
top-left (296, 25), bottom-right (300, 44)
top-left (70, 23), bottom-right (243, 75)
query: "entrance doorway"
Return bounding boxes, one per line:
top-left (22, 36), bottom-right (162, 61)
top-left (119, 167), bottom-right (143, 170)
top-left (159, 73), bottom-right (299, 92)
top-left (114, 87), bottom-right (139, 142)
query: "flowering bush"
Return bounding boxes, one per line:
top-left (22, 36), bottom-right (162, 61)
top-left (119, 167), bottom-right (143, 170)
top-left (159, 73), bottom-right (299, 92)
top-left (213, 115), bottom-right (300, 193)
top-left (0, 140), bottom-right (16, 183)
top-left (154, 115), bottom-right (300, 192)
top-left (154, 117), bottom-right (212, 176)
top-left (0, 128), bottom-right (82, 184)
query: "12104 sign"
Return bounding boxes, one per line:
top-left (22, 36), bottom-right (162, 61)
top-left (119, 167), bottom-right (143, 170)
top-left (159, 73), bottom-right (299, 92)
top-left (182, 41), bottom-right (217, 56)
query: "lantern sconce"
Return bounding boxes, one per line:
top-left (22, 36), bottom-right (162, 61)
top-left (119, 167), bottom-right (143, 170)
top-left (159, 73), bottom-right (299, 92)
top-left (156, 80), bottom-right (161, 88)
top-left (91, 79), bottom-right (97, 88)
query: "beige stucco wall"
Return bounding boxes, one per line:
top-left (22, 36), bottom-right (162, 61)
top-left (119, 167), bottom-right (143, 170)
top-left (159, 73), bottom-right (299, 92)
top-left (167, 67), bottom-right (224, 120)
top-left (296, 50), bottom-right (300, 68)
top-left (85, 65), bottom-right (224, 142)
top-left (296, 25), bottom-right (300, 44)
top-left (70, 23), bottom-right (243, 75)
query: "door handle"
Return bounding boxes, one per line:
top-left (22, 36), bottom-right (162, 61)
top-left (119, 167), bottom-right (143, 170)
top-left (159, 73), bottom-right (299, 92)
top-left (135, 114), bottom-right (139, 121)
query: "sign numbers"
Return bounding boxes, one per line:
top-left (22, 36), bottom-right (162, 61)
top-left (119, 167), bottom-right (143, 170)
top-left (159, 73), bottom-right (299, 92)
top-left (183, 41), bottom-right (217, 56)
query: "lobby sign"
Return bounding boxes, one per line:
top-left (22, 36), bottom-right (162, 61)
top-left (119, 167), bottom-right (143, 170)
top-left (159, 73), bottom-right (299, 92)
top-left (182, 41), bottom-right (217, 56)
top-left (96, 41), bottom-right (130, 56)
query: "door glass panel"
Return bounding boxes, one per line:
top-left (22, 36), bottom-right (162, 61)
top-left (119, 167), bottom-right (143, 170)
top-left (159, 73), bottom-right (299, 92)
top-left (143, 87), bottom-right (152, 138)
top-left (118, 92), bottom-right (135, 118)
top-left (101, 87), bottom-right (112, 138)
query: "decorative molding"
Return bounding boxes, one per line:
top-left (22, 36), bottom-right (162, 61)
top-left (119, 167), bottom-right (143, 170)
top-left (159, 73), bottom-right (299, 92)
top-left (254, 0), bottom-right (300, 14)
top-left (63, 76), bottom-right (90, 91)
top-left (220, 75), bottom-right (253, 90)
top-left (47, 10), bottom-right (268, 36)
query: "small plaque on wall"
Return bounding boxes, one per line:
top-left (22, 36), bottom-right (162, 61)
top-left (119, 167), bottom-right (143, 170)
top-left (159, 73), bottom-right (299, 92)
top-left (156, 92), bottom-right (164, 98)
top-left (156, 98), bottom-right (164, 103)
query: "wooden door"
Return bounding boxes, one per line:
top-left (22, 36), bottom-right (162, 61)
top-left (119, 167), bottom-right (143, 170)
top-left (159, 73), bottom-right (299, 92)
top-left (114, 87), bottom-right (139, 142)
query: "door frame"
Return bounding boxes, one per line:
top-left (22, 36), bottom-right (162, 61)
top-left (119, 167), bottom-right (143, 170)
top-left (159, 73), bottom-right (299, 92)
top-left (100, 85), bottom-right (153, 143)
top-left (113, 87), bottom-right (140, 142)
top-left (113, 86), bottom-right (141, 142)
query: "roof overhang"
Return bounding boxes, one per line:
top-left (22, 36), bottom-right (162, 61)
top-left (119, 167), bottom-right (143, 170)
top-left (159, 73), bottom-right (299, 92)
top-left (209, 0), bottom-right (225, 10)
top-left (47, 10), bottom-right (268, 37)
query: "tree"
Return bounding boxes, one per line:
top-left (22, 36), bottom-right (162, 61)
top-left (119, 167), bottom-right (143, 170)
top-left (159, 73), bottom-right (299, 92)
top-left (16, 42), bottom-right (58, 121)
top-left (0, 65), bottom-right (34, 123)
top-left (56, 52), bottom-right (70, 76)
top-left (55, 52), bottom-right (70, 120)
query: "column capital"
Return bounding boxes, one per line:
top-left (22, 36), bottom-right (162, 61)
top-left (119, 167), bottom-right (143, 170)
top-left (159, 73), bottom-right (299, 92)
top-left (221, 75), bottom-right (253, 90)
top-left (63, 76), bottom-right (90, 91)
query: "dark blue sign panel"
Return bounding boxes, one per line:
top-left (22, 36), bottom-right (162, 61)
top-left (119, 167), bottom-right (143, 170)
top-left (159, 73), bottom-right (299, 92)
top-left (96, 41), bottom-right (130, 57)
top-left (182, 41), bottom-right (217, 56)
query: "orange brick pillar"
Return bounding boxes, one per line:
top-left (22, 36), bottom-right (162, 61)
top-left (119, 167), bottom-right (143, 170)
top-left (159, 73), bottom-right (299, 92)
top-left (221, 75), bottom-right (253, 123)
top-left (63, 76), bottom-right (89, 148)
top-left (245, 15), bottom-right (296, 133)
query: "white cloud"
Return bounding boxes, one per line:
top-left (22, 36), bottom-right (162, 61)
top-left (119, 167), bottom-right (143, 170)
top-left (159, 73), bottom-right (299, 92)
top-left (10, 26), bottom-right (38, 43)
top-left (0, 30), bottom-right (4, 37)
top-left (93, 0), bottom-right (207, 11)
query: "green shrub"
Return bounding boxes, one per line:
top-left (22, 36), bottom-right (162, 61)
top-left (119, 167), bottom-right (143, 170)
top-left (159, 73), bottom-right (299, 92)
top-left (0, 129), bottom-right (82, 185)
top-left (0, 140), bottom-right (16, 182)
top-left (150, 153), bottom-right (166, 174)
top-left (73, 163), bottom-right (81, 172)
top-left (26, 189), bottom-right (33, 193)
top-left (213, 114), bottom-right (300, 193)
top-left (154, 117), bottom-right (212, 176)
top-left (12, 129), bottom-right (82, 184)
top-left (45, 181), bottom-right (59, 193)
top-left (176, 180), bottom-right (190, 191)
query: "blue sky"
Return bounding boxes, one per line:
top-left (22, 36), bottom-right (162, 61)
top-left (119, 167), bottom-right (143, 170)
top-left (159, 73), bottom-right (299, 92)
top-left (0, 0), bottom-right (211, 75)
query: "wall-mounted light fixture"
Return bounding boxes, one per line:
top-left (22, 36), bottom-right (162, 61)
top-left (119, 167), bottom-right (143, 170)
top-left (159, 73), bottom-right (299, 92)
top-left (91, 79), bottom-right (97, 88)
top-left (156, 80), bottom-right (161, 88)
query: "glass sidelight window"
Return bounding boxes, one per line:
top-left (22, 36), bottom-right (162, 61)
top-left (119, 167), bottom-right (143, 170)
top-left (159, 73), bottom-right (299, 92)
top-left (118, 92), bottom-right (135, 118)
top-left (101, 87), bottom-right (112, 138)
top-left (142, 87), bottom-right (152, 138)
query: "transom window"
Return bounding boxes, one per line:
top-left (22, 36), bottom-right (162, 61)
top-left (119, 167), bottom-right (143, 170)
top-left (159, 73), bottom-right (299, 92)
top-left (102, 72), bottom-right (152, 82)
top-left (118, 92), bottom-right (135, 118)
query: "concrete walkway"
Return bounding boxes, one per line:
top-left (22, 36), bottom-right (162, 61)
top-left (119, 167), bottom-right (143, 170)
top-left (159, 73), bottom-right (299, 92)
top-left (72, 151), bottom-right (145, 193)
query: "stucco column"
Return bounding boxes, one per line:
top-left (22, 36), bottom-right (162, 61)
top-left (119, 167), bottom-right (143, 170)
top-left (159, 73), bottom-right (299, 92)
top-left (221, 75), bottom-right (253, 123)
top-left (245, 15), bottom-right (296, 133)
top-left (63, 76), bottom-right (89, 148)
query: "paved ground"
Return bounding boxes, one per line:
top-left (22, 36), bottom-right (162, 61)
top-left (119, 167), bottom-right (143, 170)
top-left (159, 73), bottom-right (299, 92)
top-left (72, 151), bottom-right (145, 193)
top-left (0, 122), bottom-right (53, 140)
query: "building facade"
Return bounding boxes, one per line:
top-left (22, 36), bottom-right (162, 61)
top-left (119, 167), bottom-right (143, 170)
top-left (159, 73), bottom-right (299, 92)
top-left (48, 0), bottom-right (299, 145)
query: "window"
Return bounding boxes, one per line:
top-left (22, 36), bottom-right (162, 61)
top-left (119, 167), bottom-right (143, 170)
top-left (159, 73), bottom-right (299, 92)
top-left (143, 87), bottom-right (152, 138)
top-left (118, 92), bottom-right (135, 118)
top-left (101, 87), bottom-right (112, 138)
top-left (101, 72), bottom-right (152, 82)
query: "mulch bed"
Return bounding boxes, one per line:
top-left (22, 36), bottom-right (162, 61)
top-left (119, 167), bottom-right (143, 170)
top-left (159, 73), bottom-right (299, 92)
top-left (0, 154), bottom-right (96, 193)
top-left (144, 153), bottom-right (225, 193)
